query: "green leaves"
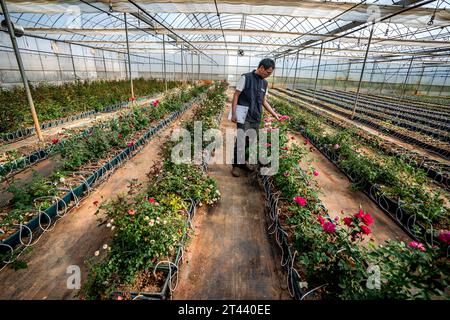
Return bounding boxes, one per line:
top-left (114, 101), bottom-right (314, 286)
top-left (0, 78), bottom-right (181, 133)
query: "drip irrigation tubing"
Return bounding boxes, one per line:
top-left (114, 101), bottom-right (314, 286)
top-left (271, 90), bottom-right (450, 190)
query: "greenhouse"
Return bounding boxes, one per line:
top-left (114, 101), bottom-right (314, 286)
top-left (0, 0), bottom-right (449, 303)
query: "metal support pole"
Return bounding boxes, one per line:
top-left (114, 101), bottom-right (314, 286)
top-left (292, 51), bottom-right (299, 90)
top-left (427, 67), bottom-right (437, 95)
top-left (313, 41), bottom-right (324, 103)
top-left (414, 65), bottom-right (424, 95)
top-left (401, 56), bottom-right (414, 100)
top-left (344, 62), bottom-right (351, 92)
top-left (172, 57), bottom-right (175, 82)
top-left (351, 23), bottom-right (374, 119)
top-left (102, 50), bottom-right (107, 80)
top-left (55, 51), bottom-right (63, 82)
top-left (369, 61), bottom-right (376, 90)
top-left (281, 55), bottom-right (286, 87)
top-left (333, 59), bottom-right (339, 91)
top-left (69, 43), bottom-right (77, 80)
top-left (197, 54), bottom-right (200, 81)
top-left (180, 47), bottom-right (184, 83)
top-left (439, 69), bottom-right (449, 96)
top-left (124, 13), bottom-right (134, 99)
top-left (380, 64), bottom-right (387, 94)
top-left (1, 0), bottom-right (43, 142)
top-left (162, 35), bottom-right (167, 91)
top-left (191, 53), bottom-right (194, 81)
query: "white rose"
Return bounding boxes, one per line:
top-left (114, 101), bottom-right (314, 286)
top-left (94, 250), bottom-right (100, 256)
top-left (103, 244), bottom-right (108, 250)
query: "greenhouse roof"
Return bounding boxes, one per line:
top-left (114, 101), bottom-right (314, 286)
top-left (1, 0), bottom-right (450, 64)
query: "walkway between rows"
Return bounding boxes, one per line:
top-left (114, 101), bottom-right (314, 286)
top-left (174, 94), bottom-right (290, 300)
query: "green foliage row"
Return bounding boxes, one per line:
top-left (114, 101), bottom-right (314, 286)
top-left (0, 78), bottom-right (181, 133)
top-left (270, 97), bottom-right (449, 227)
top-left (81, 83), bottom-right (226, 299)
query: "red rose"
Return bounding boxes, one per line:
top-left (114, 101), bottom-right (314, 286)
top-left (317, 216), bottom-right (325, 225)
top-left (343, 217), bottom-right (353, 227)
top-left (354, 208), bottom-right (364, 219)
top-left (52, 138), bottom-right (59, 145)
top-left (360, 225), bottom-right (371, 235)
top-left (148, 197), bottom-right (156, 204)
top-left (361, 213), bottom-right (374, 226)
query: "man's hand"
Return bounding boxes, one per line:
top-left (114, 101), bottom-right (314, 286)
top-left (231, 112), bottom-right (238, 123)
top-left (274, 113), bottom-right (280, 121)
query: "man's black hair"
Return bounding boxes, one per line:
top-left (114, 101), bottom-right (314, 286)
top-left (258, 58), bottom-right (275, 70)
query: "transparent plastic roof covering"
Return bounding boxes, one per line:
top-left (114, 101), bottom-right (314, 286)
top-left (1, 0), bottom-right (449, 63)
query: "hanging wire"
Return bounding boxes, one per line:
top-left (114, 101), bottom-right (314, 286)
top-left (428, 0), bottom-right (442, 26)
top-left (213, 0), bottom-right (230, 56)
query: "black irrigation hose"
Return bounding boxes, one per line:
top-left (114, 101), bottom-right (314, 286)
top-left (293, 120), bottom-right (442, 246)
top-left (359, 91), bottom-right (450, 116)
top-left (259, 170), bottom-right (334, 300)
top-left (299, 89), bottom-right (449, 143)
top-left (271, 90), bottom-right (450, 191)
top-left (275, 89), bottom-right (450, 160)
top-left (260, 173), bottom-right (302, 300)
top-left (0, 95), bottom-right (153, 144)
top-left (0, 121), bottom-right (112, 181)
top-left (111, 198), bottom-right (196, 301)
top-left (313, 89), bottom-right (450, 131)
top-left (0, 94), bottom-right (163, 181)
top-left (0, 95), bottom-right (203, 261)
top-left (272, 93), bottom-right (449, 242)
top-left (324, 89), bottom-right (450, 121)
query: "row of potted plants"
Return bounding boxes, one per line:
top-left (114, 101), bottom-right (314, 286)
top-left (274, 89), bottom-right (449, 190)
top-left (0, 85), bottom-right (196, 182)
top-left (0, 85), bottom-right (208, 242)
top-left (80, 82), bottom-right (227, 299)
top-left (278, 88), bottom-right (449, 158)
top-left (307, 89), bottom-right (449, 139)
top-left (263, 113), bottom-right (449, 299)
top-left (0, 78), bottom-right (182, 133)
top-left (269, 96), bottom-right (449, 231)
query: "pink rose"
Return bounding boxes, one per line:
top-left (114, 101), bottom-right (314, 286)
top-left (408, 241), bottom-right (426, 252)
top-left (294, 196), bottom-right (307, 207)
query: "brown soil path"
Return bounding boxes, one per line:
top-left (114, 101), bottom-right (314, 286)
top-left (173, 93), bottom-right (291, 300)
top-left (0, 101), bottom-right (199, 300)
top-left (288, 131), bottom-right (411, 245)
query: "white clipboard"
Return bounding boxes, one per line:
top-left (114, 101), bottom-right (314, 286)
top-left (228, 104), bottom-right (249, 124)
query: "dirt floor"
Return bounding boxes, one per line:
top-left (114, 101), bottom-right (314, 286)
top-left (173, 94), bottom-right (291, 300)
top-left (0, 101), bottom-right (198, 300)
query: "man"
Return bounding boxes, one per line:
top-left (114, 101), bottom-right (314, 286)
top-left (231, 58), bottom-right (280, 177)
